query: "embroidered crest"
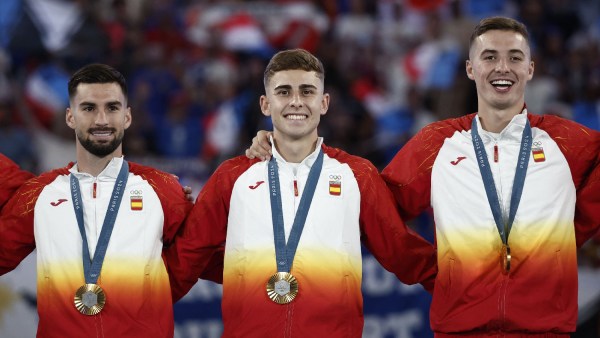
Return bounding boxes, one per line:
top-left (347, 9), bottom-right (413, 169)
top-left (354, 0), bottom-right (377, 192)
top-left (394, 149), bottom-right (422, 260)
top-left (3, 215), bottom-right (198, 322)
top-left (130, 189), bottom-right (143, 211)
top-left (532, 141), bottom-right (546, 163)
top-left (328, 174), bottom-right (341, 196)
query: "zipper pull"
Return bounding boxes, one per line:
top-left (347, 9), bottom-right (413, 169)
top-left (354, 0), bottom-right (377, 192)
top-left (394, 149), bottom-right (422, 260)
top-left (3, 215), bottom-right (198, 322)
top-left (293, 180), bottom-right (299, 197)
top-left (93, 182), bottom-right (97, 199)
top-left (494, 144), bottom-right (499, 163)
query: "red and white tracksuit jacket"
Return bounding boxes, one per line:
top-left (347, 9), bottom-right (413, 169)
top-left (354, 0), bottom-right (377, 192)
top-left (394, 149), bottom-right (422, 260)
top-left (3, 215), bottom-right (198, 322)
top-left (0, 157), bottom-right (192, 338)
top-left (0, 153), bottom-right (34, 209)
top-left (174, 139), bottom-right (438, 338)
top-left (382, 111), bottom-right (600, 337)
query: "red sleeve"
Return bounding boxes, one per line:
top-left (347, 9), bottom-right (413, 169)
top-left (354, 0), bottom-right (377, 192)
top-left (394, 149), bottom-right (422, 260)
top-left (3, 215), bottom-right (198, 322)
top-left (577, 160), bottom-right (600, 246)
top-left (381, 115), bottom-right (472, 221)
top-left (163, 157), bottom-right (256, 302)
top-left (328, 146), bottom-right (438, 292)
top-left (0, 153), bottom-right (34, 210)
top-left (0, 169), bottom-right (65, 275)
top-left (531, 115), bottom-right (600, 247)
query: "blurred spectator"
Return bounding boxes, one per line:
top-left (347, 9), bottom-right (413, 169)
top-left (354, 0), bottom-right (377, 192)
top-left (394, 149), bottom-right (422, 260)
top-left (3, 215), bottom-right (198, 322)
top-left (0, 100), bottom-right (36, 172)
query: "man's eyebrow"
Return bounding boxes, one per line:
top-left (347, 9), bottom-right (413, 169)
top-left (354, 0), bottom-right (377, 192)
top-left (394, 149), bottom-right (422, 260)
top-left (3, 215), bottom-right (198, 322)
top-left (480, 48), bottom-right (525, 56)
top-left (299, 84), bottom-right (317, 90)
top-left (273, 84), bottom-right (292, 91)
top-left (273, 84), bottom-right (318, 91)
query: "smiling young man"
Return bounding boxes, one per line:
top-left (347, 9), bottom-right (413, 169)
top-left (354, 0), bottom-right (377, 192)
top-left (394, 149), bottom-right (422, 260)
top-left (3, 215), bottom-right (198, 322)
top-left (172, 48), bottom-right (437, 337)
top-left (381, 16), bottom-right (600, 337)
top-left (0, 64), bottom-right (193, 337)
top-left (245, 17), bottom-right (600, 337)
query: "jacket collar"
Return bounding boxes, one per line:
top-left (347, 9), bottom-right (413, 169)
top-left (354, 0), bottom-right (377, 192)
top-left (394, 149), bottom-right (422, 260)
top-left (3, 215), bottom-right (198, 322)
top-left (69, 156), bottom-right (125, 179)
top-left (475, 108), bottom-right (529, 143)
top-left (271, 137), bottom-right (324, 172)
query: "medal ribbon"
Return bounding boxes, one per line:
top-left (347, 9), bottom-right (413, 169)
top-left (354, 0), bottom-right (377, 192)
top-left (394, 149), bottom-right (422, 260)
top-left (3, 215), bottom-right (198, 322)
top-left (471, 117), bottom-right (531, 244)
top-left (70, 161), bottom-right (129, 284)
top-left (268, 149), bottom-right (323, 273)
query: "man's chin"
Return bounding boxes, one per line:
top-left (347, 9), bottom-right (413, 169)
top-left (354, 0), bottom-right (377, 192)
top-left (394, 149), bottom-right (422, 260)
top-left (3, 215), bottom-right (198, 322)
top-left (82, 142), bottom-right (121, 158)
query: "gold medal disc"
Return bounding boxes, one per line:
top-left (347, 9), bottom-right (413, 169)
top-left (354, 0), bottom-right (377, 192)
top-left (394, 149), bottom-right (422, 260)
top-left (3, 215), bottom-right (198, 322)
top-left (266, 272), bottom-right (298, 304)
top-left (501, 244), bottom-right (511, 274)
top-left (74, 283), bottom-right (106, 315)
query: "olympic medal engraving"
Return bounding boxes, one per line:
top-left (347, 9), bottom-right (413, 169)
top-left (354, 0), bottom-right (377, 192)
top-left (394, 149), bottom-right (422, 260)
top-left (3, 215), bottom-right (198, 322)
top-left (74, 284), bottom-right (106, 315)
top-left (266, 272), bottom-right (298, 304)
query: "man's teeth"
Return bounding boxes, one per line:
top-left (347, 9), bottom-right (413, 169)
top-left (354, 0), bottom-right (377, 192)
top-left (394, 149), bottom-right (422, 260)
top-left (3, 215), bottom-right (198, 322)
top-left (286, 115), bottom-right (307, 120)
top-left (492, 80), bottom-right (512, 86)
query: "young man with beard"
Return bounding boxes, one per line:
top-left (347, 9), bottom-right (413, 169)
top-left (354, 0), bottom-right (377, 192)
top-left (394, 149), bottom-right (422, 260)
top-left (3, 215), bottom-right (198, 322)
top-left (172, 49), bottom-right (437, 337)
top-left (0, 64), bottom-right (194, 337)
top-left (247, 17), bottom-right (600, 337)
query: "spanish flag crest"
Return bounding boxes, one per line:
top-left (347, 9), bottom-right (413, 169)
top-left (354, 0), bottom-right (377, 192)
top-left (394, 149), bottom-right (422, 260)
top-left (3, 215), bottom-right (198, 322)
top-left (532, 146), bottom-right (546, 163)
top-left (130, 195), bottom-right (143, 211)
top-left (329, 174), bottom-right (342, 196)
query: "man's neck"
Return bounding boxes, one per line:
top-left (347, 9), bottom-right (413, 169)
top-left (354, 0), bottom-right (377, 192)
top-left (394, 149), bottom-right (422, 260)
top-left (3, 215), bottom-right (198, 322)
top-left (478, 107), bottom-right (522, 133)
top-left (76, 147), bottom-right (121, 177)
top-left (273, 135), bottom-right (318, 163)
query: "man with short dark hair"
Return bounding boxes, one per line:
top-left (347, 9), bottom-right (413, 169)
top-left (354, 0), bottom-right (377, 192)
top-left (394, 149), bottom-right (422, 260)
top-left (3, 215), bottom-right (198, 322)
top-left (0, 63), bottom-right (193, 337)
top-left (174, 49), bottom-right (437, 337)
top-left (382, 16), bottom-right (600, 336)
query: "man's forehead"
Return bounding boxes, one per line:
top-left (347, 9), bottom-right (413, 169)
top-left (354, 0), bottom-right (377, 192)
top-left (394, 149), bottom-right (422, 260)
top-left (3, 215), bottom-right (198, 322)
top-left (474, 30), bottom-right (527, 47)
top-left (269, 70), bottom-right (322, 86)
top-left (471, 30), bottom-right (530, 55)
top-left (72, 83), bottom-right (125, 102)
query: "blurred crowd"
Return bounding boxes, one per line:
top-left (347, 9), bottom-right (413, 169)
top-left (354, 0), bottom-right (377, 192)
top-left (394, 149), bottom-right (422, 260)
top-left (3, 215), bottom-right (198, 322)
top-left (1, 0), bottom-right (600, 335)
top-left (1, 0), bottom-right (600, 175)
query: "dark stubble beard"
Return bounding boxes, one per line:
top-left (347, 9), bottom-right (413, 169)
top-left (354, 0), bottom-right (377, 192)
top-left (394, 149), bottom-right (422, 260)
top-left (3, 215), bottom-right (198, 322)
top-left (77, 128), bottom-right (124, 157)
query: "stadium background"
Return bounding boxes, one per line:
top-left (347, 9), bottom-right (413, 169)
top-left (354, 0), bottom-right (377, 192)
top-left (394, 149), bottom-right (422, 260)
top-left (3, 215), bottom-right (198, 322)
top-left (1, 0), bottom-right (599, 337)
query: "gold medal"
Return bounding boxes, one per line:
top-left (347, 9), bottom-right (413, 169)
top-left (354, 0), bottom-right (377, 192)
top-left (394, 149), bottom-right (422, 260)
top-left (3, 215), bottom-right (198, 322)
top-left (74, 283), bottom-right (106, 315)
top-left (501, 244), bottom-right (511, 274)
top-left (266, 272), bottom-right (298, 304)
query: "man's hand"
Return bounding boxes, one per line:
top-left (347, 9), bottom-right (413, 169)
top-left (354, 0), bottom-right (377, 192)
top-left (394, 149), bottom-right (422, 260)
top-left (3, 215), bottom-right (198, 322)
top-left (245, 130), bottom-right (273, 161)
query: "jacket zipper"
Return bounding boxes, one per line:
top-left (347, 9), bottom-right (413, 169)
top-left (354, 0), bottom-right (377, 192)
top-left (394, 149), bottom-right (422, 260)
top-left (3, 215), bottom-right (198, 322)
top-left (293, 180), bottom-right (299, 197)
top-left (494, 144), bottom-right (499, 163)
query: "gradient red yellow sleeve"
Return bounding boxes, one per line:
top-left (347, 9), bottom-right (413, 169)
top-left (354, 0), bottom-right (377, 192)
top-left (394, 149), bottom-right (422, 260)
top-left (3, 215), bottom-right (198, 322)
top-left (329, 147), bottom-right (438, 291)
top-left (0, 168), bottom-right (67, 275)
top-left (129, 162), bottom-right (195, 302)
top-left (532, 114), bottom-right (600, 247)
top-left (165, 156), bottom-right (257, 302)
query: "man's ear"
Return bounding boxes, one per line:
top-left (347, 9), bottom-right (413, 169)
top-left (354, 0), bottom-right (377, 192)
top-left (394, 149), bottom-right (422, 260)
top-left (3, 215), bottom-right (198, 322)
top-left (320, 93), bottom-right (330, 116)
top-left (124, 107), bottom-right (132, 130)
top-left (66, 107), bottom-right (76, 129)
top-left (466, 60), bottom-right (475, 80)
top-left (260, 95), bottom-right (270, 117)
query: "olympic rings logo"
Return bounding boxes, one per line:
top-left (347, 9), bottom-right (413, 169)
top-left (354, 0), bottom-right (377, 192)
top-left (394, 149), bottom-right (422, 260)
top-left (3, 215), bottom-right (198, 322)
top-left (329, 174), bottom-right (341, 181)
top-left (130, 189), bottom-right (143, 196)
top-left (532, 141), bottom-right (543, 147)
